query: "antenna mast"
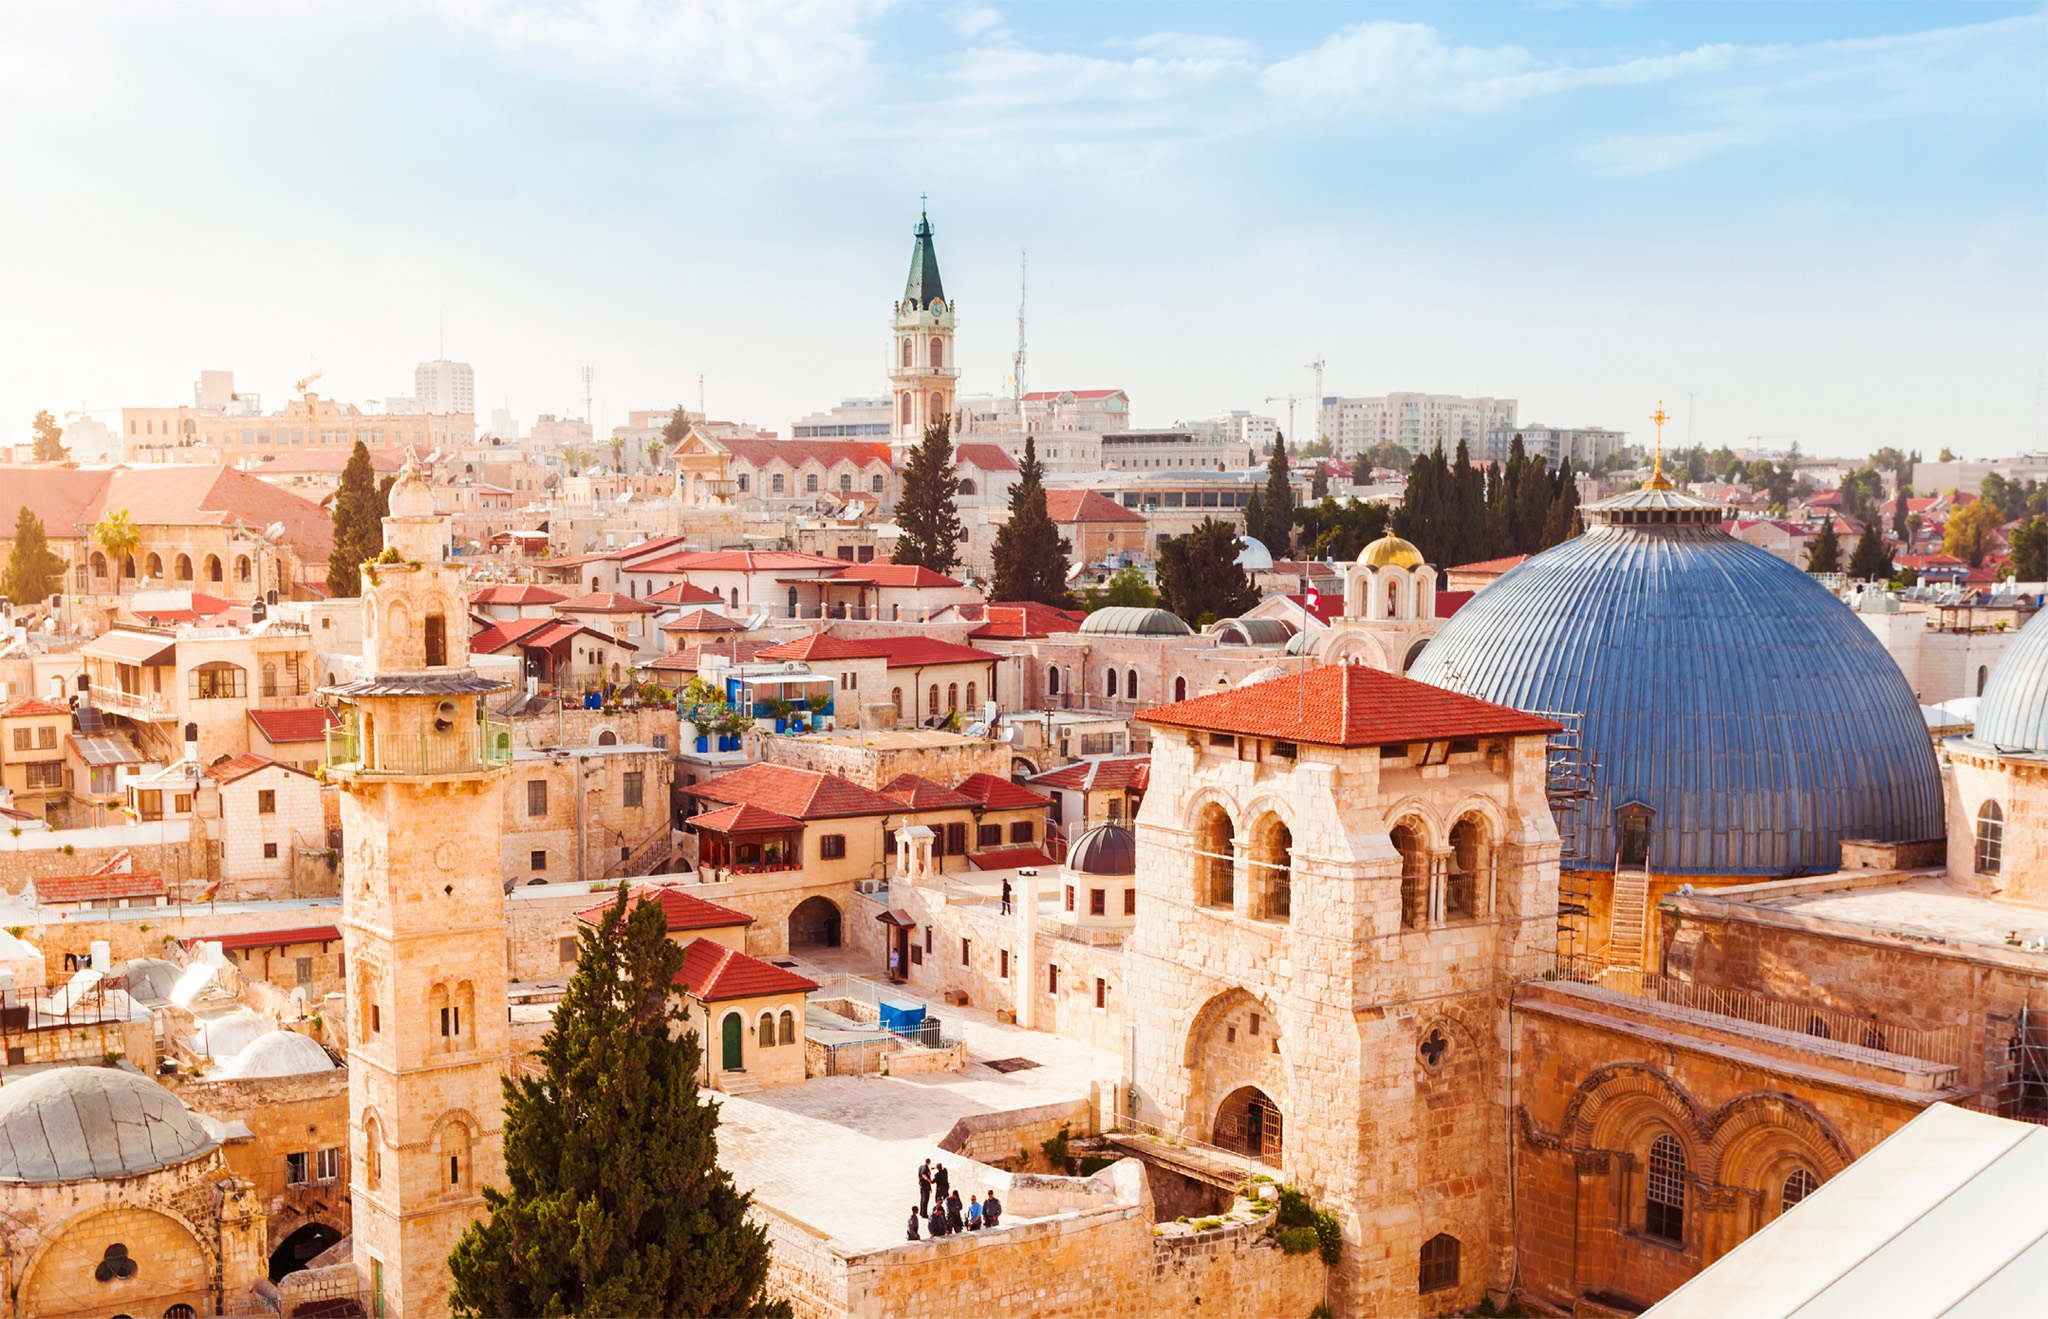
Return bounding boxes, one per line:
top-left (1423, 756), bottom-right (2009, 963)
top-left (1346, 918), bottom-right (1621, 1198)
top-left (1306, 355), bottom-right (1325, 451)
top-left (582, 365), bottom-right (593, 425)
top-left (1013, 250), bottom-right (1028, 407)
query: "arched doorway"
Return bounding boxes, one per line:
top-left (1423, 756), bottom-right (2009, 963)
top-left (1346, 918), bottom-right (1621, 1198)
top-left (270, 1221), bottom-right (343, 1282)
top-left (789, 895), bottom-right (842, 949)
top-left (1214, 1085), bottom-right (1283, 1163)
top-left (722, 1011), bottom-right (744, 1070)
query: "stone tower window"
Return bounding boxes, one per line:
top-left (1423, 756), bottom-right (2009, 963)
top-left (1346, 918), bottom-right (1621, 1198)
top-left (900, 394), bottom-right (912, 425)
top-left (1976, 800), bottom-right (2004, 875)
top-left (1392, 820), bottom-right (1427, 928)
top-left (1048, 667), bottom-right (1060, 696)
top-left (902, 337), bottom-right (913, 368)
top-left (1105, 669), bottom-right (1119, 699)
top-left (1419, 1233), bottom-right (1459, 1293)
top-left (1781, 1167), bottom-right (1817, 1212)
top-left (1448, 814), bottom-right (1490, 919)
top-left (1645, 1133), bottom-right (1686, 1243)
top-left (425, 613), bottom-right (447, 667)
top-left (1194, 804), bottom-right (1234, 909)
top-left (1248, 814), bottom-right (1292, 921)
top-left (1418, 1026), bottom-right (1449, 1072)
top-left (364, 1116), bottom-right (382, 1189)
top-left (930, 336), bottom-right (944, 369)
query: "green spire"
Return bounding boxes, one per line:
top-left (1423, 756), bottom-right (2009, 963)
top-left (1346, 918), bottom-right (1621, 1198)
top-left (903, 209), bottom-right (946, 309)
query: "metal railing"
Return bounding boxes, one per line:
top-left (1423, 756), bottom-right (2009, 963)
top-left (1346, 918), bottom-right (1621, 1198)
top-left (323, 716), bottom-right (513, 775)
top-left (89, 685), bottom-right (170, 720)
top-left (1550, 959), bottom-right (1972, 1071)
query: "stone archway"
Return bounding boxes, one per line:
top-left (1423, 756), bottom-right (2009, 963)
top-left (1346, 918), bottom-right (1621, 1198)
top-left (789, 895), bottom-right (842, 950)
top-left (1213, 1084), bottom-right (1284, 1163)
top-left (270, 1220), bottom-right (343, 1283)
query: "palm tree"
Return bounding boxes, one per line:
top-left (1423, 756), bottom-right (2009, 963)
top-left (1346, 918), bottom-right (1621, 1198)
top-left (561, 445), bottom-right (589, 477)
top-left (607, 435), bottom-right (626, 473)
top-left (92, 509), bottom-right (140, 587)
top-left (645, 438), bottom-right (665, 472)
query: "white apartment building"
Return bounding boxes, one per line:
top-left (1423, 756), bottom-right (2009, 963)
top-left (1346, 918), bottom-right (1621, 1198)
top-left (1100, 430), bottom-right (1256, 472)
top-left (791, 398), bottom-right (892, 439)
top-left (1179, 410), bottom-right (1278, 454)
top-left (1320, 392), bottom-right (1518, 458)
top-left (1482, 424), bottom-right (1626, 469)
top-left (414, 358), bottom-right (476, 416)
top-left (121, 388), bottom-right (473, 465)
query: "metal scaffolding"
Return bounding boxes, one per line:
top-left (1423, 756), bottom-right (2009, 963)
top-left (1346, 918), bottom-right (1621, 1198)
top-left (1999, 1002), bottom-right (2048, 1124)
top-left (1538, 710), bottom-right (1596, 972)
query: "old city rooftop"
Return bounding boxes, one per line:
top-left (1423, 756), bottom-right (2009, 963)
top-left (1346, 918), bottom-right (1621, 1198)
top-left (1137, 662), bottom-right (1562, 748)
top-left (578, 884), bottom-right (756, 933)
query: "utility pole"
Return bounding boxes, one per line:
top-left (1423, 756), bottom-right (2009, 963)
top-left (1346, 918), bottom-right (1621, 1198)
top-left (1012, 251), bottom-right (1028, 408)
top-left (1306, 356), bottom-right (1325, 452)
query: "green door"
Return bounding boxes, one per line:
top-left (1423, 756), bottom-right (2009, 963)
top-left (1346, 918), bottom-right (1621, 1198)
top-left (722, 1012), bottom-right (743, 1071)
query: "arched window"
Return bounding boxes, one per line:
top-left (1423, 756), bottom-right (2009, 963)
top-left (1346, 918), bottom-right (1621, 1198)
top-left (236, 554), bottom-right (251, 582)
top-left (1393, 820), bottom-right (1427, 928)
top-left (364, 1116), bottom-right (382, 1190)
top-left (1418, 1233), bottom-right (1459, 1293)
top-left (771, 473), bottom-right (785, 493)
top-left (902, 338), bottom-right (913, 368)
top-left (928, 685), bottom-right (940, 718)
top-left (1250, 813), bottom-right (1292, 920)
top-left (123, 554), bottom-right (136, 579)
top-left (1195, 803), bottom-right (1234, 908)
top-left (1416, 578), bottom-right (1430, 616)
top-left (1048, 667), bottom-right (1061, 696)
top-left (1386, 578), bottom-right (1400, 617)
top-left (759, 1012), bottom-right (776, 1048)
top-left (91, 551), bottom-right (107, 577)
top-left (1448, 814), bottom-right (1490, 919)
top-left (930, 336), bottom-right (944, 369)
top-left (946, 682), bottom-right (958, 712)
top-left (597, 730), bottom-right (618, 746)
top-left (1106, 669), bottom-right (1120, 698)
top-left (1976, 800), bottom-right (2004, 875)
top-left (189, 661), bottom-right (246, 700)
top-left (730, 588), bottom-right (740, 609)
top-left (957, 478), bottom-right (977, 496)
top-left (1781, 1167), bottom-right (1818, 1212)
top-left (203, 554), bottom-right (222, 582)
top-left (1978, 665), bottom-right (1989, 696)
top-left (174, 553), bottom-right (193, 581)
top-left (429, 984), bottom-right (451, 1053)
top-left (780, 1009), bottom-right (796, 1044)
top-left (930, 390), bottom-right (943, 420)
top-left (1126, 669), bottom-right (1138, 699)
top-left (145, 552), bottom-right (163, 579)
top-left (899, 393), bottom-right (912, 425)
top-left (1646, 1133), bottom-right (1686, 1243)
top-left (891, 687), bottom-right (903, 716)
top-left (1174, 676), bottom-right (1187, 701)
top-left (965, 682), bottom-right (976, 710)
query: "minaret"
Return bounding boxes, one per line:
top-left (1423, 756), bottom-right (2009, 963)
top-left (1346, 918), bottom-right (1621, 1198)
top-left (323, 454), bottom-right (512, 1319)
top-left (888, 206), bottom-right (958, 463)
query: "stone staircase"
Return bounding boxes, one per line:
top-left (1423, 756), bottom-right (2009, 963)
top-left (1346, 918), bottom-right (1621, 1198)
top-left (720, 1074), bottom-right (763, 1097)
top-left (1608, 864), bottom-right (1651, 969)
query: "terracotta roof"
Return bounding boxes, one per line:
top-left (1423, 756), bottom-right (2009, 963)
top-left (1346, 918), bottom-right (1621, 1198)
top-left (675, 937), bottom-right (818, 1002)
top-left (632, 549), bottom-right (849, 575)
top-left (717, 438), bottom-right (894, 474)
top-left (753, 634), bottom-right (887, 661)
top-left (1022, 389), bottom-right (1123, 401)
top-left (577, 884), bottom-right (755, 932)
top-left (189, 925), bottom-right (340, 951)
top-left (968, 846), bottom-right (1054, 870)
top-left (1044, 490), bottom-right (1145, 525)
top-left (833, 562), bottom-right (964, 588)
top-left (468, 615), bottom-right (554, 652)
top-left (204, 752), bottom-right (311, 784)
top-left (688, 802), bottom-right (806, 833)
top-left (0, 465), bottom-right (334, 564)
top-left (966, 602), bottom-right (1087, 639)
top-left (247, 707), bottom-right (341, 744)
top-left (1028, 757), bottom-right (1150, 794)
top-left (862, 637), bottom-right (1000, 669)
top-left (639, 641), bottom-right (777, 673)
top-left (1138, 662), bottom-right (1560, 748)
top-left (0, 699), bottom-right (66, 719)
top-left (952, 771), bottom-right (1054, 809)
top-left (1435, 590), bottom-right (1475, 618)
top-left (645, 581), bottom-right (724, 606)
top-left (660, 609), bottom-right (745, 633)
top-left (1447, 554), bottom-right (1531, 575)
top-left (37, 872), bottom-right (166, 904)
top-left (475, 619), bottom-right (616, 653)
top-left (469, 584), bottom-right (566, 605)
top-left (691, 762), bottom-right (900, 819)
top-left (880, 774), bottom-right (979, 810)
top-left (81, 631), bottom-right (177, 666)
top-left (557, 591), bottom-right (660, 613)
top-left (954, 443), bottom-right (1019, 472)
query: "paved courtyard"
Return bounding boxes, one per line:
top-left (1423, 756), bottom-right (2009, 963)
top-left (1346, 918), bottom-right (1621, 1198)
top-left (1756, 875), bottom-right (2048, 953)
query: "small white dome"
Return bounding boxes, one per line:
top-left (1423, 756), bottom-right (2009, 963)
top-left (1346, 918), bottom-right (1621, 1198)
top-left (387, 461), bottom-right (436, 519)
top-left (184, 1007), bottom-right (269, 1060)
top-left (1235, 539), bottom-right (1275, 572)
top-left (216, 1030), bottom-right (336, 1080)
top-left (1239, 665), bottom-right (1288, 687)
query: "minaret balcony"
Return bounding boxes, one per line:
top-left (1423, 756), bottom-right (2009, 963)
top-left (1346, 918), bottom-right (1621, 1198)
top-left (324, 713), bottom-right (513, 777)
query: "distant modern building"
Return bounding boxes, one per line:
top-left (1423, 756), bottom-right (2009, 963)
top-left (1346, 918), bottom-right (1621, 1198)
top-left (1482, 424), bottom-right (1626, 469)
top-left (413, 358), bottom-right (475, 416)
top-left (792, 398), bottom-right (892, 439)
top-left (1907, 453), bottom-right (2048, 498)
top-left (1321, 392), bottom-right (1518, 458)
top-left (1179, 410), bottom-right (1278, 455)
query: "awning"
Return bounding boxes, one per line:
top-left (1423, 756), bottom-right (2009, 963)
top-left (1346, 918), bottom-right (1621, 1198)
top-left (82, 632), bottom-right (177, 666)
top-left (876, 908), bottom-right (917, 927)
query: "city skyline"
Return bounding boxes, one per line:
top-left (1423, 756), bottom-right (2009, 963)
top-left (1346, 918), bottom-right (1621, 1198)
top-left (4, 1), bottom-right (2043, 458)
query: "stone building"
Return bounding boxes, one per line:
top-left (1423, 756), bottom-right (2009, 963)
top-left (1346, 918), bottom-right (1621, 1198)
top-left (888, 210), bottom-right (958, 460)
top-left (321, 456), bottom-right (514, 1319)
top-left (1948, 606), bottom-right (2048, 899)
top-left (1125, 663), bottom-right (1564, 1316)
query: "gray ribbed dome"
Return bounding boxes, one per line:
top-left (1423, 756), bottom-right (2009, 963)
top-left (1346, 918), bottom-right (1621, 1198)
top-left (1972, 609), bottom-right (2048, 754)
top-left (0, 1066), bottom-right (218, 1182)
top-left (1407, 489), bottom-right (1943, 875)
top-left (1079, 607), bottom-right (1193, 637)
top-left (1066, 824), bottom-right (1137, 876)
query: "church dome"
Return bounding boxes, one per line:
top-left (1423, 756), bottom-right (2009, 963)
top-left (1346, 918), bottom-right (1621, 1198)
top-left (1406, 486), bottom-right (1943, 875)
top-left (217, 1029), bottom-right (337, 1080)
top-left (1079, 607), bottom-right (1194, 637)
top-left (1066, 824), bottom-right (1137, 876)
top-left (1360, 534), bottom-right (1425, 569)
top-left (1971, 608), bottom-right (2048, 755)
top-left (0, 1066), bottom-right (218, 1182)
top-left (386, 461), bottom-right (436, 519)
top-left (1235, 538), bottom-right (1275, 572)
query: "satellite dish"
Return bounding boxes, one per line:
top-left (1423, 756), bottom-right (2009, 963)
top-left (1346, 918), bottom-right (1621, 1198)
top-left (264, 522), bottom-right (285, 540)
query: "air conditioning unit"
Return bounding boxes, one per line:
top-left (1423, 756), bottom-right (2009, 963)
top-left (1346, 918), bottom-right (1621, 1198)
top-left (855, 879), bottom-right (880, 895)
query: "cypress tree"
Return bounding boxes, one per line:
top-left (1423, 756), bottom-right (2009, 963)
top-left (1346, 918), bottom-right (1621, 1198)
top-left (989, 436), bottom-right (1077, 607)
top-left (1157, 518), bottom-right (1258, 626)
top-left (1, 508), bottom-right (66, 604)
top-left (30, 410), bottom-right (67, 463)
top-left (1540, 460), bottom-right (1581, 549)
top-left (1806, 517), bottom-right (1842, 574)
top-left (1310, 462), bottom-right (1329, 500)
top-left (1893, 483), bottom-right (1912, 543)
top-left (1514, 453), bottom-right (1552, 555)
top-left (448, 888), bottom-right (791, 1318)
top-left (1255, 433), bottom-right (1295, 556)
top-left (892, 420), bottom-right (966, 576)
top-left (327, 441), bottom-right (382, 597)
top-left (1847, 521), bottom-right (1895, 581)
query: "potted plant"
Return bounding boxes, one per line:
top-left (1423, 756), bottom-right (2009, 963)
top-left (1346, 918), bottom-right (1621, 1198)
top-left (717, 707), bottom-right (751, 751)
top-left (766, 697), bottom-right (795, 733)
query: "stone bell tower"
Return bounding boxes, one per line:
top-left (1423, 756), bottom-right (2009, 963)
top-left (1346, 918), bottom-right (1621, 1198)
top-left (323, 454), bottom-right (512, 1319)
top-left (888, 206), bottom-right (958, 463)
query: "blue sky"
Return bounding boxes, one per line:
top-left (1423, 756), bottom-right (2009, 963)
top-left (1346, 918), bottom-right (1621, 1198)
top-left (3, 1), bottom-right (2042, 458)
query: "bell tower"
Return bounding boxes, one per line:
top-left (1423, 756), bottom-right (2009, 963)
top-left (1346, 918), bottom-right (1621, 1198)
top-left (323, 454), bottom-right (513, 1319)
top-left (889, 205), bottom-right (958, 464)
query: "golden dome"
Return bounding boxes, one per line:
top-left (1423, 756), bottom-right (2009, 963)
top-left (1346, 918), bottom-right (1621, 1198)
top-left (1360, 534), bottom-right (1425, 569)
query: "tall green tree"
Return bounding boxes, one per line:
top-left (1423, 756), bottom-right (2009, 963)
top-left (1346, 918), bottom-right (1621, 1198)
top-left (2008, 517), bottom-right (2048, 583)
top-left (662, 406), bottom-right (695, 452)
top-left (92, 509), bottom-right (140, 583)
top-left (1156, 518), bottom-right (1257, 626)
top-left (449, 888), bottom-right (789, 1318)
top-left (1080, 565), bottom-right (1158, 611)
top-left (1540, 459), bottom-right (1582, 549)
top-left (892, 419), bottom-right (966, 576)
top-left (989, 436), bottom-right (1076, 607)
top-left (1294, 496), bottom-right (1390, 561)
top-left (1893, 483), bottom-right (1913, 542)
top-left (1310, 462), bottom-right (1329, 500)
top-left (1, 508), bottom-right (66, 604)
top-left (30, 410), bottom-right (67, 462)
top-left (1847, 522), bottom-right (1894, 581)
top-left (327, 441), bottom-right (383, 597)
top-left (1249, 433), bottom-right (1295, 556)
top-left (1943, 498), bottom-right (1999, 568)
top-left (1805, 518), bottom-right (1842, 574)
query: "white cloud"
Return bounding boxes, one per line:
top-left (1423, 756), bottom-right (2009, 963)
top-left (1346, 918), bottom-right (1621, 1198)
top-left (1114, 32), bottom-right (1259, 62)
top-left (944, 4), bottom-right (1003, 40)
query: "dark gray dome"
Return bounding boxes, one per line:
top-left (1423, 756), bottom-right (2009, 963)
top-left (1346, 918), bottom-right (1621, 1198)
top-left (0, 1066), bottom-right (218, 1182)
top-left (1971, 609), bottom-right (2048, 755)
top-left (1407, 488), bottom-right (1943, 876)
top-left (1066, 823), bottom-right (1137, 876)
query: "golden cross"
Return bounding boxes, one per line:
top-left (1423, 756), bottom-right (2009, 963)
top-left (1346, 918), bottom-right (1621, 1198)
top-left (1646, 402), bottom-right (1673, 490)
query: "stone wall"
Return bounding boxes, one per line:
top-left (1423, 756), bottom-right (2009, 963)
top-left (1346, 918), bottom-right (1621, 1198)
top-left (22, 897), bottom-right (342, 975)
top-left (763, 732), bottom-right (1011, 792)
top-left (176, 1068), bottom-right (352, 1255)
top-left (0, 830), bottom-right (203, 898)
top-left (938, 1097), bottom-right (1095, 1167)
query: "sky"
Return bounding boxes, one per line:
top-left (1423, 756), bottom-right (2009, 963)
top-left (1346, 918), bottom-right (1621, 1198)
top-left (2, 1), bottom-right (2044, 459)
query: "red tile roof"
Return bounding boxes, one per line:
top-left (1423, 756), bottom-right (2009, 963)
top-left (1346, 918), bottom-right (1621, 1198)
top-left (952, 772), bottom-right (1054, 809)
top-left (753, 634), bottom-right (888, 661)
top-left (645, 581), bottom-right (724, 606)
top-left (37, 872), bottom-right (166, 903)
top-left (1435, 590), bottom-right (1475, 618)
top-left (468, 615), bottom-right (555, 653)
top-left (660, 608), bottom-right (746, 633)
top-left (475, 619), bottom-right (617, 653)
top-left (954, 443), bottom-right (1019, 472)
top-left (966, 602), bottom-right (1086, 639)
top-left (718, 438), bottom-right (894, 474)
top-left (1138, 662), bottom-right (1561, 748)
top-left (675, 936), bottom-right (819, 1002)
top-left (632, 549), bottom-right (848, 575)
top-left (968, 846), bottom-right (1054, 870)
top-left (692, 762), bottom-right (901, 819)
top-left (1280, 594), bottom-right (1344, 624)
top-left (1022, 389), bottom-right (1123, 401)
top-left (205, 752), bottom-right (311, 784)
top-left (470, 584), bottom-right (566, 605)
top-left (1027, 757), bottom-right (1150, 794)
top-left (0, 699), bottom-right (66, 719)
top-left (1447, 554), bottom-right (1531, 575)
top-left (188, 925), bottom-right (340, 951)
top-left (577, 884), bottom-right (755, 932)
top-left (1044, 490), bottom-right (1144, 525)
top-left (248, 707), bottom-right (342, 744)
top-left (833, 562), bottom-right (964, 588)
top-left (880, 774), bottom-right (978, 810)
top-left (688, 802), bottom-right (806, 833)
top-left (557, 591), bottom-right (660, 613)
top-left (863, 637), bottom-right (1000, 669)
top-left (639, 641), bottom-right (777, 673)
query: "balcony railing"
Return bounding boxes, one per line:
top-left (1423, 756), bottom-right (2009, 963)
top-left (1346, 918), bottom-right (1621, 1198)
top-left (325, 715), bottom-right (513, 776)
top-left (89, 685), bottom-right (171, 721)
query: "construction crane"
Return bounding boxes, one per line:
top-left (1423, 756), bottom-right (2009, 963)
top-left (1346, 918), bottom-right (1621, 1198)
top-left (1264, 393), bottom-right (1303, 454)
top-left (295, 369), bottom-right (323, 395)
